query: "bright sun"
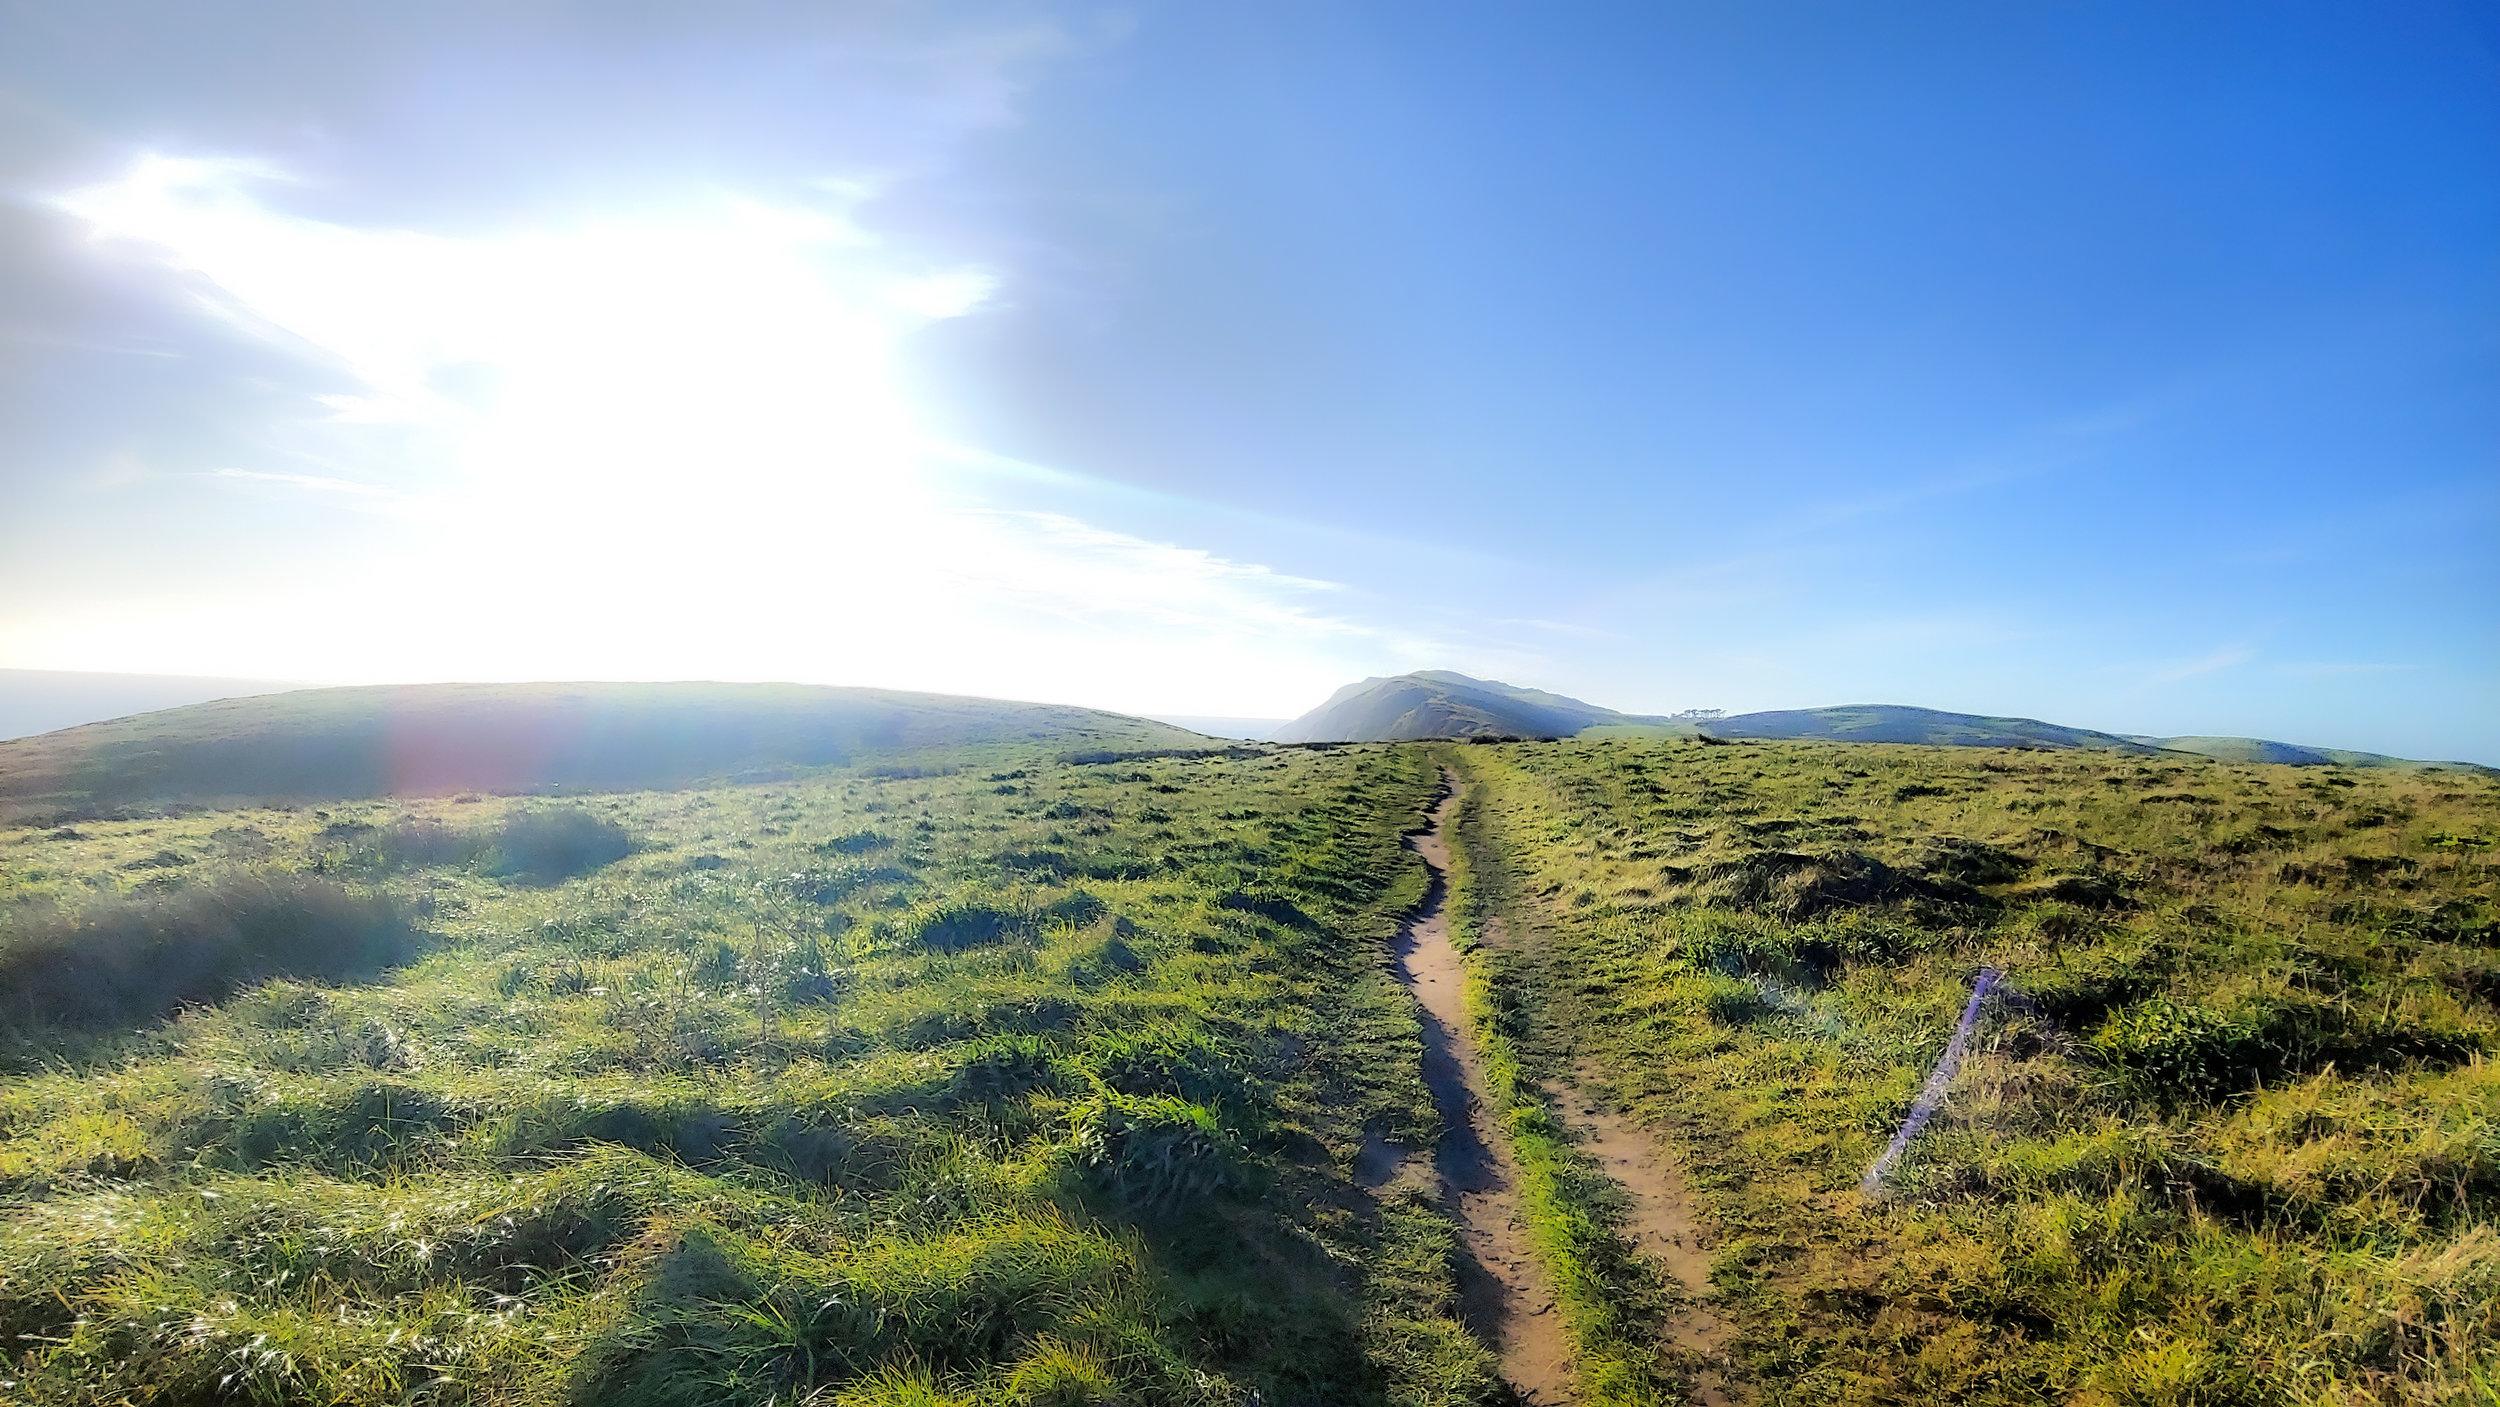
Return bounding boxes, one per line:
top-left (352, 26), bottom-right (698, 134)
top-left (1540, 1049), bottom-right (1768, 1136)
top-left (32, 155), bottom-right (1394, 711)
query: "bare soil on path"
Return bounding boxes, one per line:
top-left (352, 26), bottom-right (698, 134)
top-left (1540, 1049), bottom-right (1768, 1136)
top-left (1559, 1066), bottom-right (1740, 1406)
top-left (1393, 785), bottom-right (1576, 1405)
top-left (1390, 773), bottom-right (1741, 1406)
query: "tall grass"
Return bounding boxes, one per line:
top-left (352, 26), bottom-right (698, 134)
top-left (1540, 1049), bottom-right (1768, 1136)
top-left (0, 743), bottom-right (1492, 1404)
top-left (0, 872), bottom-right (417, 1036)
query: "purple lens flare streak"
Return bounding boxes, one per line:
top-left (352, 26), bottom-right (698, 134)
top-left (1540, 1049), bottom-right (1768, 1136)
top-left (1860, 966), bottom-right (2000, 1197)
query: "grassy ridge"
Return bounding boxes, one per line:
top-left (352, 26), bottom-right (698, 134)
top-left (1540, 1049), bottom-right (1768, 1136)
top-left (0, 743), bottom-right (1497, 1404)
top-left (0, 681), bottom-right (1207, 817)
top-left (1447, 738), bottom-right (2500, 1405)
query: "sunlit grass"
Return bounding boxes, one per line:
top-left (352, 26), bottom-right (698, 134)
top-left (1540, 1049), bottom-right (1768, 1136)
top-left (12, 731), bottom-right (2481, 1402)
top-left (1445, 739), bottom-right (2499, 1405)
top-left (0, 744), bottom-right (1490, 1404)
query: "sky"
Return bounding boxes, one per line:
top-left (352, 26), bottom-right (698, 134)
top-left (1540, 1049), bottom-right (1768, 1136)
top-left (0, 2), bottom-right (2493, 760)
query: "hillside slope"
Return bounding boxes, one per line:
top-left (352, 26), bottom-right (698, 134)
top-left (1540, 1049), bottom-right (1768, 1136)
top-left (1271, 670), bottom-right (1678, 743)
top-left (0, 669), bottom-right (305, 742)
top-left (0, 681), bottom-right (1205, 813)
top-left (1718, 708), bottom-right (2491, 771)
top-left (2128, 734), bottom-right (2462, 769)
top-left (0, 738), bottom-right (1495, 1402)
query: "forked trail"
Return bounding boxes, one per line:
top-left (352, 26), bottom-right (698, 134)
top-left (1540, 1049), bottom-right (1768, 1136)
top-left (1393, 785), bottom-right (1576, 1402)
top-left (1390, 774), bottom-right (1737, 1406)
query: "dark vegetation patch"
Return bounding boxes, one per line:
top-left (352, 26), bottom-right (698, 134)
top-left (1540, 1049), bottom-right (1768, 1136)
top-left (814, 828), bottom-right (892, 854)
top-left (898, 897), bottom-right (1025, 951)
top-left (2091, 992), bottom-right (2487, 1103)
top-left (1914, 837), bottom-right (2029, 886)
top-left (1218, 888), bottom-right (1317, 929)
top-left (1067, 1091), bottom-right (1248, 1205)
top-left (1691, 847), bottom-right (1980, 921)
top-left (2008, 871), bottom-right (2132, 908)
top-left (490, 806), bottom-right (630, 880)
top-left (778, 862), bottom-right (905, 904)
top-left (0, 874), bottom-right (420, 1037)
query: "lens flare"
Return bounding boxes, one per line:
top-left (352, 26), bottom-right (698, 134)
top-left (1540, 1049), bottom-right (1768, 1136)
top-left (1859, 967), bottom-right (2000, 1197)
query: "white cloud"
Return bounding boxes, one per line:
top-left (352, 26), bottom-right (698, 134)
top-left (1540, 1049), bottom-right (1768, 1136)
top-left (18, 154), bottom-right (1402, 715)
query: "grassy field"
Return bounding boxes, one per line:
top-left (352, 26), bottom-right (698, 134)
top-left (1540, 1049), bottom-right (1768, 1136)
top-left (4, 729), bottom-right (2493, 1405)
top-left (1440, 738), bottom-right (2499, 1406)
top-left (0, 741), bottom-right (1500, 1405)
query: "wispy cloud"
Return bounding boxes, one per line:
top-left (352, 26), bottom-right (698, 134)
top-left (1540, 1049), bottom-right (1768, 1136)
top-left (209, 468), bottom-right (424, 511)
top-left (2138, 645), bottom-right (2256, 687)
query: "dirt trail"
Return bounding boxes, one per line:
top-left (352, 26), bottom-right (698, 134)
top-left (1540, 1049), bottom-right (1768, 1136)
top-left (1393, 784), bottom-right (1576, 1405)
top-left (1393, 774), bottom-right (1739, 1407)
top-left (1559, 1065), bottom-right (1739, 1406)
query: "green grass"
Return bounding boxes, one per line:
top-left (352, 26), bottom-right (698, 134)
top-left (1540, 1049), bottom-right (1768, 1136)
top-left (8, 727), bottom-right (2490, 1405)
top-left (1442, 737), bottom-right (2500, 1406)
top-left (0, 742), bottom-right (1494, 1405)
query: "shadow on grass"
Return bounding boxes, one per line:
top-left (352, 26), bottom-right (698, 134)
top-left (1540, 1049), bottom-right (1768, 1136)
top-left (0, 873), bottom-right (422, 1049)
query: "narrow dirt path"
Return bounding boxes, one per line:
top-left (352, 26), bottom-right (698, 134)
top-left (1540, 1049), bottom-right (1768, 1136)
top-left (1394, 783), bottom-right (1576, 1405)
top-left (1558, 1062), bottom-right (1739, 1406)
top-left (1395, 772), bottom-right (1742, 1406)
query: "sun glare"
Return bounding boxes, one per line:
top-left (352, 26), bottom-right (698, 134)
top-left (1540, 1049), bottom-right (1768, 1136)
top-left (39, 155), bottom-right (1383, 712)
top-left (61, 156), bottom-right (937, 497)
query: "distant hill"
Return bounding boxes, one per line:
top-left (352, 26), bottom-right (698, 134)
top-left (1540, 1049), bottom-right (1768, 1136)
top-left (1271, 671), bottom-right (1683, 742)
top-left (0, 681), bottom-right (1204, 814)
top-left (1706, 704), bottom-right (2163, 753)
top-left (1148, 715), bottom-right (1290, 741)
top-left (0, 668), bottom-right (306, 742)
top-left (1275, 674), bottom-right (2488, 772)
top-left (2122, 735), bottom-right (2445, 769)
top-left (1707, 708), bottom-right (2488, 771)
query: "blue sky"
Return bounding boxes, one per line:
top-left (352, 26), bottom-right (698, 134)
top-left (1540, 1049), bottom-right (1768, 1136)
top-left (0, 2), bottom-right (2492, 759)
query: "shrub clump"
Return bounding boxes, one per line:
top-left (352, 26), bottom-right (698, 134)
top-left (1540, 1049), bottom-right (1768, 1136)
top-left (2094, 993), bottom-right (2487, 1103)
top-left (903, 898), bottom-right (1024, 951)
top-left (1701, 974), bottom-right (1774, 1026)
top-left (1066, 1092), bottom-right (1246, 1205)
top-left (374, 817), bottom-right (484, 867)
top-left (492, 806), bottom-right (630, 880)
top-left (0, 874), bottom-right (419, 1033)
top-left (1083, 1024), bottom-right (1251, 1110)
top-left (1697, 848), bottom-right (1962, 920)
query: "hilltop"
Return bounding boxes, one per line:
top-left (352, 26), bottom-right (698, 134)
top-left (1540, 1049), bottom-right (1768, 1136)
top-left (1714, 705), bottom-right (2486, 769)
top-left (1271, 670), bottom-right (1682, 743)
top-left (0, 681), bottom-right (1207, 815)
top-left (1274, 672), bottom-right (2488, 771)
